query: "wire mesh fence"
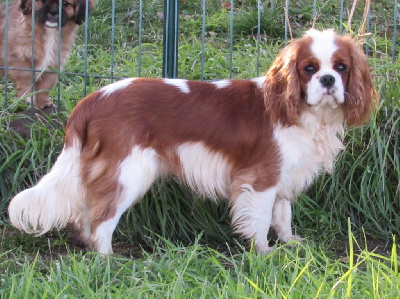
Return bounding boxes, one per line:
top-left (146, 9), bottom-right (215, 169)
top-left (0, 0), bottom-right (398, 113)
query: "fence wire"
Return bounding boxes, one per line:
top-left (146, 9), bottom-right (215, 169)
top-left (0, 0), bottom-right (398, 113)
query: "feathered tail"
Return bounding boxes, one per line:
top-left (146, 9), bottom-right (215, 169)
top-left (8, 139), bottom-right (86, 235)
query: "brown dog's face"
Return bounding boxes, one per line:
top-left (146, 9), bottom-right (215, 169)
top-left (1, 0), bottom-right (94, 109)
top-left (19, 0), bottom-right (90, 27)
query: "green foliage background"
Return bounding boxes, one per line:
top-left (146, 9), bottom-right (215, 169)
top-left (0, 0), bottom-right (399, 297)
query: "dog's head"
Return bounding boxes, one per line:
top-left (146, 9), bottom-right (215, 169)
top-left (19, 0), bottom-right (95, 27)
top-left (264, 29), bottom-right (378, 127)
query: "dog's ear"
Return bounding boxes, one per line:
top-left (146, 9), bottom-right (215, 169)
top-left (342, 36), bottom-right (378, 126)
top-left (19, 0), bottom-right (33, 15)
top-left (264, 41), bottom-right (302, 126)
top-left (74, 0), bottom-right (95, 25)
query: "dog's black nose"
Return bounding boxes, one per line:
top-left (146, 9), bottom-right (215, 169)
top-left (320, 75), bottom-right (335, 88)
top-left (48, 5), bottom-right (59, 16)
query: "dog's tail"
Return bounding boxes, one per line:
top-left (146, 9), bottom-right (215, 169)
top-left (8, 92), bottom-right (99, 235)
top-left (8, 138), bottom-right (86, 235)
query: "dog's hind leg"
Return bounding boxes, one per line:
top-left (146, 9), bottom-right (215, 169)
top-left (88, 147), bottom-right (162, 255)
top-left (70, 203), bottom-right (92, 246)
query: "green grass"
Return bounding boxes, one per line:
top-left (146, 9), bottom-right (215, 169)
top-left (1, 0), bottom-right (400, 297)
top-left (0, 231), bottom-right (399, 298)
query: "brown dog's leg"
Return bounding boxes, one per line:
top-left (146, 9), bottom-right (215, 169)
top-left (8, 69), bottom-right (36, 105)
top-left (34, 72), bottom-right (58, 109)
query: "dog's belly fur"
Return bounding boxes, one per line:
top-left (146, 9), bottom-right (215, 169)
top-left (176, 142), bottom-right (232, 199)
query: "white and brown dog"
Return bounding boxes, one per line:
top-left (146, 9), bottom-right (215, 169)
top-left (0, 0), bottom-right (95, 109)
top-left (8, 29), bottom-right (377, 254)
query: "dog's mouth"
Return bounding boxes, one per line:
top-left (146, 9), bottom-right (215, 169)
top-left (45, 13), bottom-right (62, 27)
top-left (319, 95), bottom-right (339, 109)
top-left (307, 93), bottom-right (341, 110)
top-left (317, 87), bottom-right (345, 109)
top-left (45, 21), bottom-right (59, 28)
top-left (37, 8), bottom-right (67, 28)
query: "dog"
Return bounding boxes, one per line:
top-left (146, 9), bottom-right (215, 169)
top-left (8, 29), bottom-right (377, 255)
top-left (0, 0), bottom-right (95, 109)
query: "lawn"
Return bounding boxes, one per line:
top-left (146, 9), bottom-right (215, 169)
top-left (0, 0), bottom-right (399, 297)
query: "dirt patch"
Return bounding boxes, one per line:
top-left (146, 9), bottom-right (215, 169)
top-left (331, 234), bottom-right (395, 260)
top-left (6, 106), bottom-right (66, 139)
top-left (1, 224), bottom-right (148, 260)
top-left (2, 223), bottom-right (397, 261)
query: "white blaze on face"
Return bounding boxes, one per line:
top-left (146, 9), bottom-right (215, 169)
top-left (305, 29), bottom-right (345, 107)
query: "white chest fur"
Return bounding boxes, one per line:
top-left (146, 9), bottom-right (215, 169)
top-left (274, 108), bottom-right (345, 200)
top-left (35, 29), bottom-right (59, 74)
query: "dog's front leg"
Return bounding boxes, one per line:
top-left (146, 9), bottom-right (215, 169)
top-left (271, 198), bottom-right (302, 245)
top-left (33, 72), bottom-right (58, 109)
top-left (230, 183), bottom-right (277, 253)
top-left (7, 68), bottom-right (37, 106)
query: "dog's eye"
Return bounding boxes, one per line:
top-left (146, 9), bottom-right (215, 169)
top-left (304, 65), bottom-right (316, 74)
top-left (337, 63), bottom-right (347, 73)
top-left (63, 1), bottom-right (70, 7)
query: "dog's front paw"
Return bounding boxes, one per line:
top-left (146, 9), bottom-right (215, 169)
top-left (279, 233), bottom-right (303, 245)
top-left (253, 239), bottom-right (275, 254)
top-left (25, 95), bottom-right (55, 110)
top-left (36, 100), bottom-right (56, 110)
top-left (255, 244), bottom-right (274, 254)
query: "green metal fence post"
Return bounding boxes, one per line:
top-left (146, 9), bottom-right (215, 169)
top-left (3, 0), bottom-right (9, 110)
top-left (83, 0), bottom-right (90, 96)
top-left (162, 0), bottom-right (179, 78)
top-left (392, 0), bottom-right (398, 64)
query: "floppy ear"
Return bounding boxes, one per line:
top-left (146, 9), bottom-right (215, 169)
top-left (342, 37), bottom-right (378, 126)
top-left (264, 42), bottom-right (302, 126)
top-left (19, 0), bottom-right (32, 15)
top-left (74, 0), bottom-right (95, 25)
